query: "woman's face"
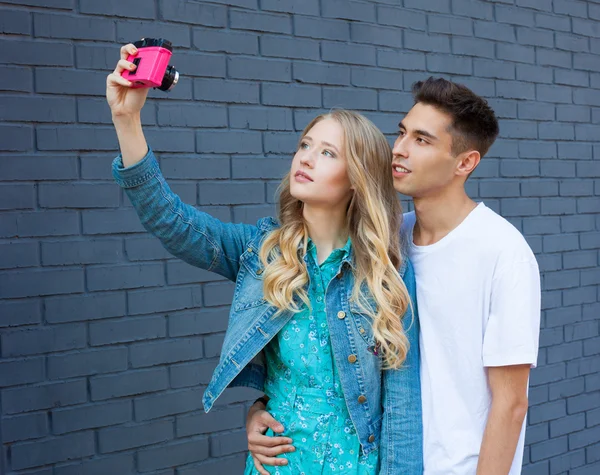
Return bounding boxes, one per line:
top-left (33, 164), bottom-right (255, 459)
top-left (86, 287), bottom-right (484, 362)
top-left (289, 118), bottom-right (353, 210)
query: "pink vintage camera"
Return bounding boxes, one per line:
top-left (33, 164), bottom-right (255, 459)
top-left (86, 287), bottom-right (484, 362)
top-left (122, 38), bottom-right (179, 91)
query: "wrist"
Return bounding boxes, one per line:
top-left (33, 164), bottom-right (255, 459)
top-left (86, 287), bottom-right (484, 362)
top-left (112, 113), bottom-right (142, 128)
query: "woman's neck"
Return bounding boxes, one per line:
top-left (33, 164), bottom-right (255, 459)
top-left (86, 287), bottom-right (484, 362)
top-left (303, 204), bottom-right (349, 265)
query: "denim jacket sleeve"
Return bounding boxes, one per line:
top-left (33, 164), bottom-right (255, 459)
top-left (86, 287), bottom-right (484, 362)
top-left (379, 258), bottom-right (423, 474)
top-left (112, 148), bottom-right (257, 281)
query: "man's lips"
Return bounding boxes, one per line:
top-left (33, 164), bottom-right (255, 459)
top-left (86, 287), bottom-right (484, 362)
top-left (392, 163), bottom-right (411, 174)
top-left (295, 170), bottom-right (313, 182)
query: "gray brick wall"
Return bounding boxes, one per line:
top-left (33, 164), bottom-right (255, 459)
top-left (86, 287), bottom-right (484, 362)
top-left (0, 0), bottom-right (598, 473)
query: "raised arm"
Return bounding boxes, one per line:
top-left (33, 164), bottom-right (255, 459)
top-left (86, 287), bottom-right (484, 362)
top-left (107, 44), bottom-right (256, 280)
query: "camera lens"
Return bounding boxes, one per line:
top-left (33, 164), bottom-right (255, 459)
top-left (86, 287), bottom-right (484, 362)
top-left (158, 65), bottom-right (179, 92)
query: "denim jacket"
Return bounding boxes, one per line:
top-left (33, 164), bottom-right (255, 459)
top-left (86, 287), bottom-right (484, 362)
top-left (113, 148), bottom-right (423, 474)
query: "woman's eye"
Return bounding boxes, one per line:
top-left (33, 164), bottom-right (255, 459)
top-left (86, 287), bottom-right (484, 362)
top-left (300, 142), bottom-right (309, 150)
top-left (323, 149), bottom-right (335, 158)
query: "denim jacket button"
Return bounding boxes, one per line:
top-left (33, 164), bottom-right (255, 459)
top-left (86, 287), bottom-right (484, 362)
top-left (358, 395), bottom-right (367, 404)
top-left (347, 354), bottom-right (357, 364)
top-left (256, 268), bottom-right (263, 275)
top-left (337, 311), bottom-right (346, 319)
top-left (368, 434), bottom-right (375, 443)
top-left (247, 247), bottom-right (253, 253)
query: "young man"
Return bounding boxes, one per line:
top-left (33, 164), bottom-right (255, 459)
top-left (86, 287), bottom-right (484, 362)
top-left (246, 78), bottom-right (541, 475)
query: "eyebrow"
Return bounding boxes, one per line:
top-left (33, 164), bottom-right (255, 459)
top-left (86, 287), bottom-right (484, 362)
top-left (304, 135), bottom-right (340, 154)
top-left (398, 121), bottom-right (439, 141)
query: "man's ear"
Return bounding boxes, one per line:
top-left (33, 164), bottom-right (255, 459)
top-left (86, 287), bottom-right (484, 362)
top-left (456, 150), bottom-right (481, 177)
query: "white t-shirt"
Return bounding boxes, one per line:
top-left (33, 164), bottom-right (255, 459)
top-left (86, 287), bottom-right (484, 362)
top-left (402, 203), bottom-right (541, 475)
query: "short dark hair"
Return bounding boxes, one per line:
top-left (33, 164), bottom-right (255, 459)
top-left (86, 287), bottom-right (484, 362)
top-left (412, 77), bottom-right (499, 157)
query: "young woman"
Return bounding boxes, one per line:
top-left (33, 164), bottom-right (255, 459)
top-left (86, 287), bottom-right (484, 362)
top-left (107, 43), bottom-right (422, 474)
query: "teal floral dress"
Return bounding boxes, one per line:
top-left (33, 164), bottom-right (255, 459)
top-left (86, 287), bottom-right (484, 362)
top-left (244, 239), bottom-right (379, 475)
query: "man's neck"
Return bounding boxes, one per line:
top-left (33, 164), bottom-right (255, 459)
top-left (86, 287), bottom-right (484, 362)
top-left (412, 187), bottom-right (478, 246)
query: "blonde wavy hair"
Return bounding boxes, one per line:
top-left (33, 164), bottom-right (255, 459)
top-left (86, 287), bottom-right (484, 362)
top-left (259, 110), bottom-right (411, 369)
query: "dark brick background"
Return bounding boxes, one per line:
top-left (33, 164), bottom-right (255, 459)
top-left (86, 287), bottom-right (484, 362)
top-left (0, 0), bottom-right (598, 473)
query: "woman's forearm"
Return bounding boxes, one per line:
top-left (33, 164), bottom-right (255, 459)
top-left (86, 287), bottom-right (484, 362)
top-left (113, 114), bottom-right (148, 167)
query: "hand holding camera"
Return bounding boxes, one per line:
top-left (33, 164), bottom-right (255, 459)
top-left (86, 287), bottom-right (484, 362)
top-left (106, 39), bottom-right (178, 120)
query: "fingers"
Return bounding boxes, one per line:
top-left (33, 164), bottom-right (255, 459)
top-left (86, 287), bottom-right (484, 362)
top-left (254, 452), bottom-right (290, 468)
top-left (260, 412), bottom-right (285, 433)
top-left (249, 442), bottom-right (295, 458)
top-left (252, 456), bottom-right (270, 475)
top-left (248, 433), bottom-right (293, 448)
top-left (113, 58), bottom-right (137, 76)
top-left (120, 43), bottom-right (137, 61)
top-left (107, 71), bottom-right (132, 88)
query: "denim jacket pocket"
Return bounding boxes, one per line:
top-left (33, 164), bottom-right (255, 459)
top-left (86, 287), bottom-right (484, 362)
top-left (234, 246), bottom-right (267, 311)
top-left (348, 299), bottom-right (377, 348)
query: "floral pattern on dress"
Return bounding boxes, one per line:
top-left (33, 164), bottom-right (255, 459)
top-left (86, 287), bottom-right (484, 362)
top-left (245, 239), bottom-right (378, 475)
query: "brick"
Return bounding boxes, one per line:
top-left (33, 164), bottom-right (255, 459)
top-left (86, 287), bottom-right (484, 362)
top-left (86, 263), bottom-right (165, 291)
top-left (99, 419), bottom-right (173, 453)
top-left (564, 286), bottom-right (597, 306)
top-left (518, 103), bottom-right (555, 121)
top-left (230, 10), bottom-right (290, 34)
top-left (581, 267), bottom-right (600, 286)
top-left (0, 124), bottom-right (33, 151)
top-left (2, 412), bottom-right (49, 443)
top-left (34, 12), bottom-right (114, 40)
top-left (351, 23), bottom-right (402, 48)
top-left (496, 5), bottom-right (535, 26)
top-left (0, 299), bottom-right (42, 328)
top-left (161, 155), bottom-right (230, 178)
top-left (523, 216), bottom-right (560, 235)
top-left (0, 268), bottom-right (83, 299)
top-left (530, 435), bottom-right (568, 462)
top-left (497, 81), bottom-right (535, 100)
top-left (573, 18), bottom-right (600, 39)
top-left (0, 95), bottom-right (75, 123)
top-left (54, 454), bottom-right (135, 475)
top-left (498, 43), bottom-right (536, 63)
top-left (39, 183), bottom-right (120, 208)
top-left (2, 324), bottom-right (86, 357)
top-left (522, 180), bottom-right (558, 197)
top-left (427, 54), bottom-right (471, 74)
top-left (53, 400), bottom-right (131, 434)
top-left (541, 197), bottom-right (577, 215)
top-left (537, 84), bottom-right (573, 104)
top-left (569, 426), bottom-right (600, 450)
top-left (474, 20), bottom-right (515, 42)
top-left (547, 341), bottom-right (583, 364)
top-left (0, 8), bottom-right (31, 34)
top-left (261, 0), bottom-right (318, 14)
top-left (262, 83), bottom-right (321, 107)
top-left (535, 12), bottom-right (570, 32)
top-left (91, 367), bottom-right (168, 401)
top-left (537, 48), bottom-right (571, 68)
top-left (210, 429), bottom-right (248, 457)
top-left (168, 307), bottom-right (229, 337)
top-left (48, 347), bottom-right (128, 379)
top-left (0, 240), bottom-right (38, 269)
top-left (539, 122), bottom-right (574, 141)
top-left (516, 64), bottom-right (553, 84)
top-left (0, 184), bottom-right (34, 210)
top-left (517, 27), bottom-right (554, 48)
top-left (177, 406), bottom-right (243, 437)
top-left (203, 281), bottom-right (235, 307)
top-left (159, 0), bottom-right (225, 25)
top-left (499, 119), bottom-right (537, 139)
top-left (474, 59), bottom-right (514, 80)
top-left (90, 316), bottom-right (165, 346)
top-left (577, 197), bottom-right (600, 214)
top-left (550, 449), bottom-right (587, 473)
top-left (228, 57), bottom-right (291, 84)
top-left (575, 53), bottom-right (600, 73)
top-left (556, 33), bottom-right (590, 53)
top-left (379, 91), bottom-right (414, 113)
top-left (194, 78), bottom-right (259, 104)
top-left (130, 337), bottom-right (203, 368)
top-left (82, 209), bottom-right (146, 235)
top-left (563, 250), bottom-right (598, 270)
top-left (0, 38), bottom-right (73, 66)
top-left (555, 69), bottom-right (589, 87)
top-left (45, 291), bottom-right (126, 323)
top-left (41, 239), bottom-right (122, 266)
top-left (260, 36), bottom-right (319, 61)
top-left (580, 232), bottom-right (600, 250)
top-left (543, 232), bottom-right (580, 253)
top-left (378, 50), bottom-right (426, 71)
top-left (2, 379), bottom-right (87, 414)
top-left (137, 437), bottom-right (209, 471)
top-left (294, 16), bottom-right (349, 41)
top-left (193, 28), bottom-right (257, 54)
top-left (116, 19), bottom-right (190, 48)
top-left (451, 0), bottom-right (492, 19)
top-left (553, 0), bottom-right (587, 17)
top-left (0, 357), bottom-right (45, 387)
top-left (37, 125), bottom-right (117, 151)
top-left (135, 387), bottom-right (204, 421)
top-left (170, 360), bottom-right (217, 389)
top-left (405, 31), bottom-right (451, 53)
top-left (11, 431), bottom-right (95, 470)
top-left (322, 0), bottom-right (376, 22)
top-left (404, 0), bottom-right (450, 13)
top-left (323, 87), bottom-right (377, 111)
top-left (322, 41), bottom-right (376, 66)
top-left (263, 132), bottom-right (300, 154)
top-left (557, 105), bottom-right (591, 123)
top-left (81, 0), bottom-right (156, 18)
top-left (128, 286), bottom-right (199, 315)
top-left (378, 6), bottom-right (426, 31)
top-left (293, 62), bottom-right (350, 86)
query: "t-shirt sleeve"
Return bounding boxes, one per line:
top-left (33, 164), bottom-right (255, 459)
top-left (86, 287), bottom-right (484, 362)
top-left (482, 257), bottom-right (541, 368)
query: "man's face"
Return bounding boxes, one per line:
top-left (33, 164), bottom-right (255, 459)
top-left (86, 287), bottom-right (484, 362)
top-left (391, 102), bottom-right (460, 199)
